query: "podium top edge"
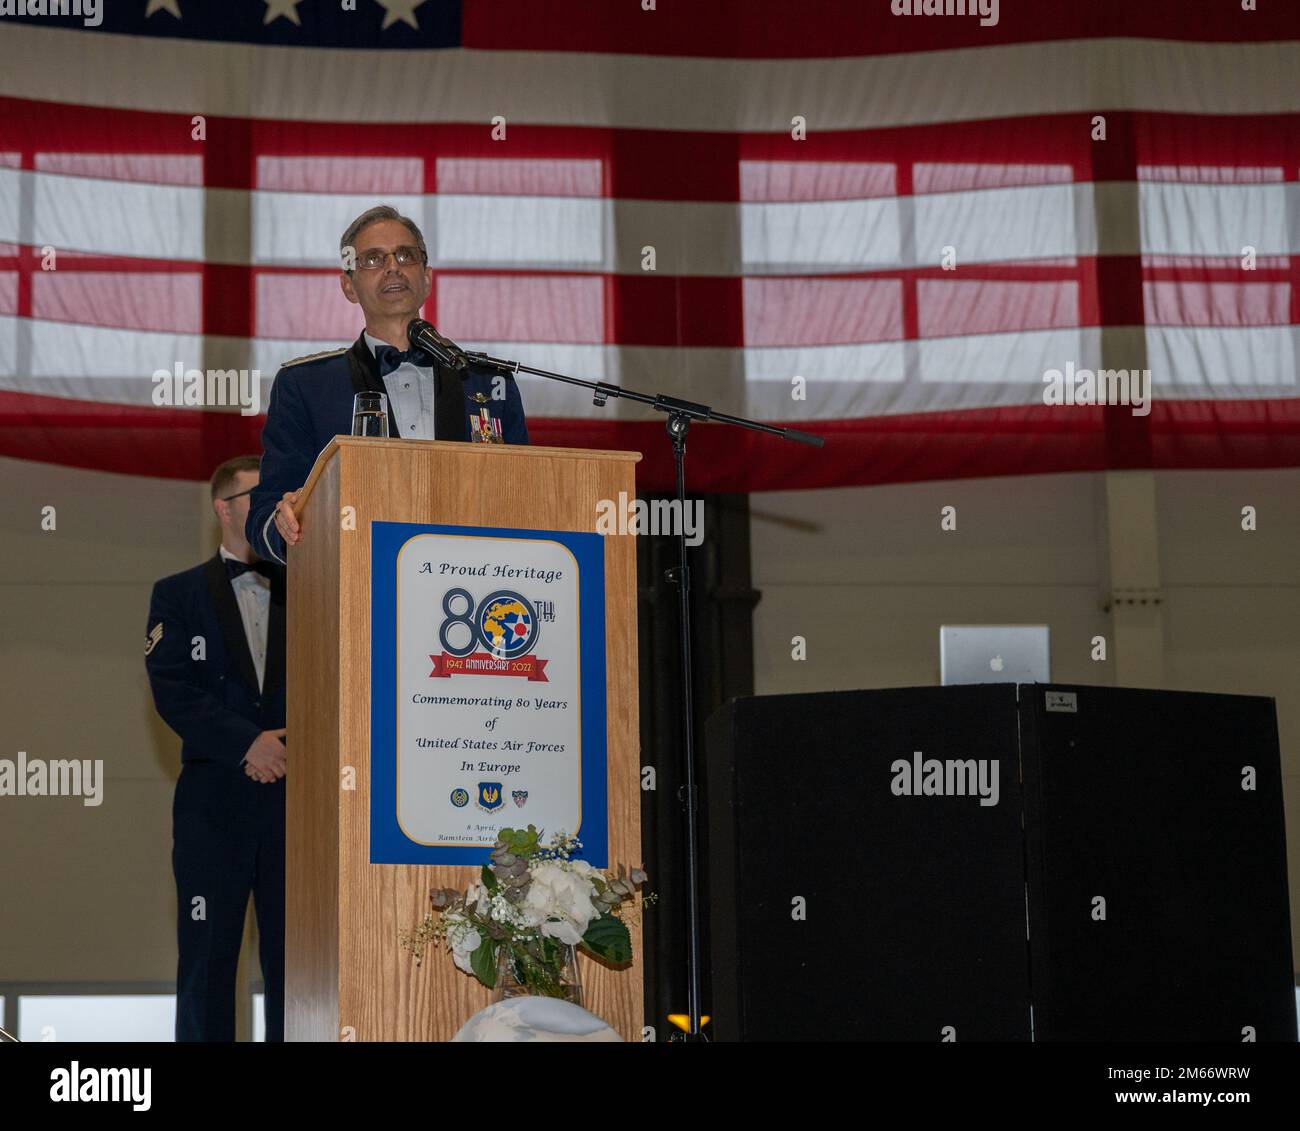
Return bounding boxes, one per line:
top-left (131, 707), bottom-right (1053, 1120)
top-left (325, 437), bottom-right (642, 463)
top-left (299, 437), bottom-right (643, 511)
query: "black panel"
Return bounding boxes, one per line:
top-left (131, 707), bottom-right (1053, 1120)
top-left (1021, 684), bottom-right (1297, 1042)
top-left (639, 494), bottom-right (757, 1040)
top-left (707, 685), bottom-right (1031, 1041)
top-left (707, 683), bottom-right (1296, 1042)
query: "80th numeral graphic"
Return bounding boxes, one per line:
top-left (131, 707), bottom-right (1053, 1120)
top-left (437, 588), bottom-right (540, 659)
top-left (438, 588), bottom-right (480, 656)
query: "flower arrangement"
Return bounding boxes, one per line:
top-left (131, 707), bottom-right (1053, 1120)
top-left (401, 825), bottom-right (652, 999)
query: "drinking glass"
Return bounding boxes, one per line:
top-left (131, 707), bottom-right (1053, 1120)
top-left (352, 392), bottom-right (388, 437)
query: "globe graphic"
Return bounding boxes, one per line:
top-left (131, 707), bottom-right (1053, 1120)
top-left (478, 596), bottom-right (535, 657)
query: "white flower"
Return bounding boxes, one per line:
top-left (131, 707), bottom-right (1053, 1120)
top-left (515, 902), bottom-right (544, 931)
top-left (523, 860), bottom-right (599, 946)
top-left (490, 892), bottom-right (520, 924)
top-left (463, 882), bottom-right (491, 918)
top-left (447, 921), bottom-right (483, 975)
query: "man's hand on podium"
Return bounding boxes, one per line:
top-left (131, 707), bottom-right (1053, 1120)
top-left (274, 489), bottom-right (303, 548)
top-left (243, 728), bottom-right (287, 783)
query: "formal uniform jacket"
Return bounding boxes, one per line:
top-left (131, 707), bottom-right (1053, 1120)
top-left (145, 554), bottom-right (287, 1042)
top-left (145, 555), bottom-right (286, 762)
top-left (246, 332), bottom-right (530, 563)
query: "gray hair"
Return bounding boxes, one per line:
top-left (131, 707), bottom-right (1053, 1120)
top-left (339, 204), bottom-right (428, 273)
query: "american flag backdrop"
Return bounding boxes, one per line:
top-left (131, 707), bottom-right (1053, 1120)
top-left (1, 1), bottom-right (1298, 493)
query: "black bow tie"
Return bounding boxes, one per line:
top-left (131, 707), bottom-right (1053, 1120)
top-left (376, 344), bottom-right (435, 377)
top-left (226, 558), bottom-right (275, 581)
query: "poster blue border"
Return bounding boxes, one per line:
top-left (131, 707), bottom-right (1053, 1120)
top-left (370, 520), bottom-right (609, 866)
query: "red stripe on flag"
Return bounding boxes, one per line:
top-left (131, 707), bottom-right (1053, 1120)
top-left (6, 100), bottom-right (1297, 200)
top-left (437, 274), bottom-right (607, 344)
top-left (461, 0), bottom-right (1300, 59)
top-left (3, 391), bottom-right (1295, 490)
top-left (31, 270), bottom-right (203, 334)
top-left (743, 278), bottom-right (905, 346)
top-left (1144, 281), bottom-right (1292, 327)
top-left (10, 258), bottom-right (1293, 344)
top-left (534, 399), bottom-right (1300, 492)
top-left (0, 392), bottom-right (265, 481)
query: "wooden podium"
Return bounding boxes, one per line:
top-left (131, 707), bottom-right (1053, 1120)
top-left (284, 437), bottom-right (643, 1041)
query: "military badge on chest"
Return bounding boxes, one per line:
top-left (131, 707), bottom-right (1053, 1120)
top-left (470, 405), bottom-right (505, 444)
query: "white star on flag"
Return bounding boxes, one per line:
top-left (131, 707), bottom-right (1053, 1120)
top-left (263, 0), bottom-right (303, 26)
top-left (144, 0), bottom-right (182, 16)
top-left (376, 0), bottom-right (429, 31)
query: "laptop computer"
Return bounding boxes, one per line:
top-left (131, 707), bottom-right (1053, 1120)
top-left (940, 625), bottom-right (1050, 686)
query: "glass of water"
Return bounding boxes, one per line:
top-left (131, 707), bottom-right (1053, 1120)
top-left (352, 392), bottom-right (388, 438)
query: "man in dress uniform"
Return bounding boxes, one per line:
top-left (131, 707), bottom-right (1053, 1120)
top-left (247, 203), bottom-right (529, 561)
top-left (145, 455), bottom-right (287, 1042)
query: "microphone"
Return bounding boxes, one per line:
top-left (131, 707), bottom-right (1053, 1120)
top-left (407, 318), bottom-right (470, 371)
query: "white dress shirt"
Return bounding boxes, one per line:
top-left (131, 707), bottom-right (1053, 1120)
top-left (219, 544), bottom-right (271, 692)
top-left (364, 331), bottom-right (437, 440)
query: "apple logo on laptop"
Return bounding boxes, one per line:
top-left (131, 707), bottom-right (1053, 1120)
top-left (989, 655), bottom-right (1004, 672)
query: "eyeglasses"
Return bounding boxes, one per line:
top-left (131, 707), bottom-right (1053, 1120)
top-left (219, 486), bottom-right (255, 502)
top-left (354, 245), bottom-right (426, 271)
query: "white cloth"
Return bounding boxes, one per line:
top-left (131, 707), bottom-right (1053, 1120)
top-left (452, 998), bottom-right (622, 1042)
top-left (218, 544), bottom-right (270, 692)
top-left (364, 331), bottom-right (437, 440)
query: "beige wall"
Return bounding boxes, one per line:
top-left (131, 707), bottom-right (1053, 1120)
top-left (751, 468), bottom-right (1300, 973)
top-left (0, 455), bottom-right (261, 1030)
top-left (1, 458), bottom-right (1295, 1003)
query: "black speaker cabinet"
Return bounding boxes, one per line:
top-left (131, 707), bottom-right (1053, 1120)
top-left (1020, 685), bottom-right (1295, 1041)
top-left (706, 684), bottom-right (1295, 1042)
top-left (706, 685), bottom-right (1032, 1041)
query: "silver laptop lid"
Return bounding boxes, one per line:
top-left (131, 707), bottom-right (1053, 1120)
top-left (940, 625), bottom-right (1050, 686)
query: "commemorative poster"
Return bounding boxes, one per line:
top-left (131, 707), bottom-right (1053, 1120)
top-left (370, 521), bottom-right (608, 865)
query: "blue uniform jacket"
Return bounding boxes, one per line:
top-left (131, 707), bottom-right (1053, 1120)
top-left (145, 555), bottom-right (287, 768)
top-left (247, 332), bottom-right (529, 562)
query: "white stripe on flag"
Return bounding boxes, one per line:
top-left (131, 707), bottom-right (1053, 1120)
top-left (0, 168), bottom-right (206, 261)
top-left (5, 319), bottom-right (1293, 421)
top-left (913, 183), bottom-right (1090, 265)
top-left (3, 29), bottom-right (1300, 127)
top-left (252, 190), bottom-right (427, 265)
top-left (1, 169), bottom-right (1110, 274)
top-left (1139, 182), bottom-right (1295, 256)
top-left (434, 196), bottom-right (607, 269)
top-left (1146, 326), bottom-right (1298, 392)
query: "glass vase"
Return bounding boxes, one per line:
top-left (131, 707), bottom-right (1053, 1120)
top-left (493, 942), bottom-right (583, 1006)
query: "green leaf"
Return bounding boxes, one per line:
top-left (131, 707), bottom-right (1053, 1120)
top-left (499, 826), bottom-right (540, 857)
top-left (581, 915), bottom-right (631, 963)
top-left (480, 864), bottom-right (499, 892)
top-left (471, 937), bottom-right (497, 988)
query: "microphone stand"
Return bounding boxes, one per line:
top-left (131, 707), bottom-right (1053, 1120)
top-left (464, 349), bottom-right (823, 1042)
